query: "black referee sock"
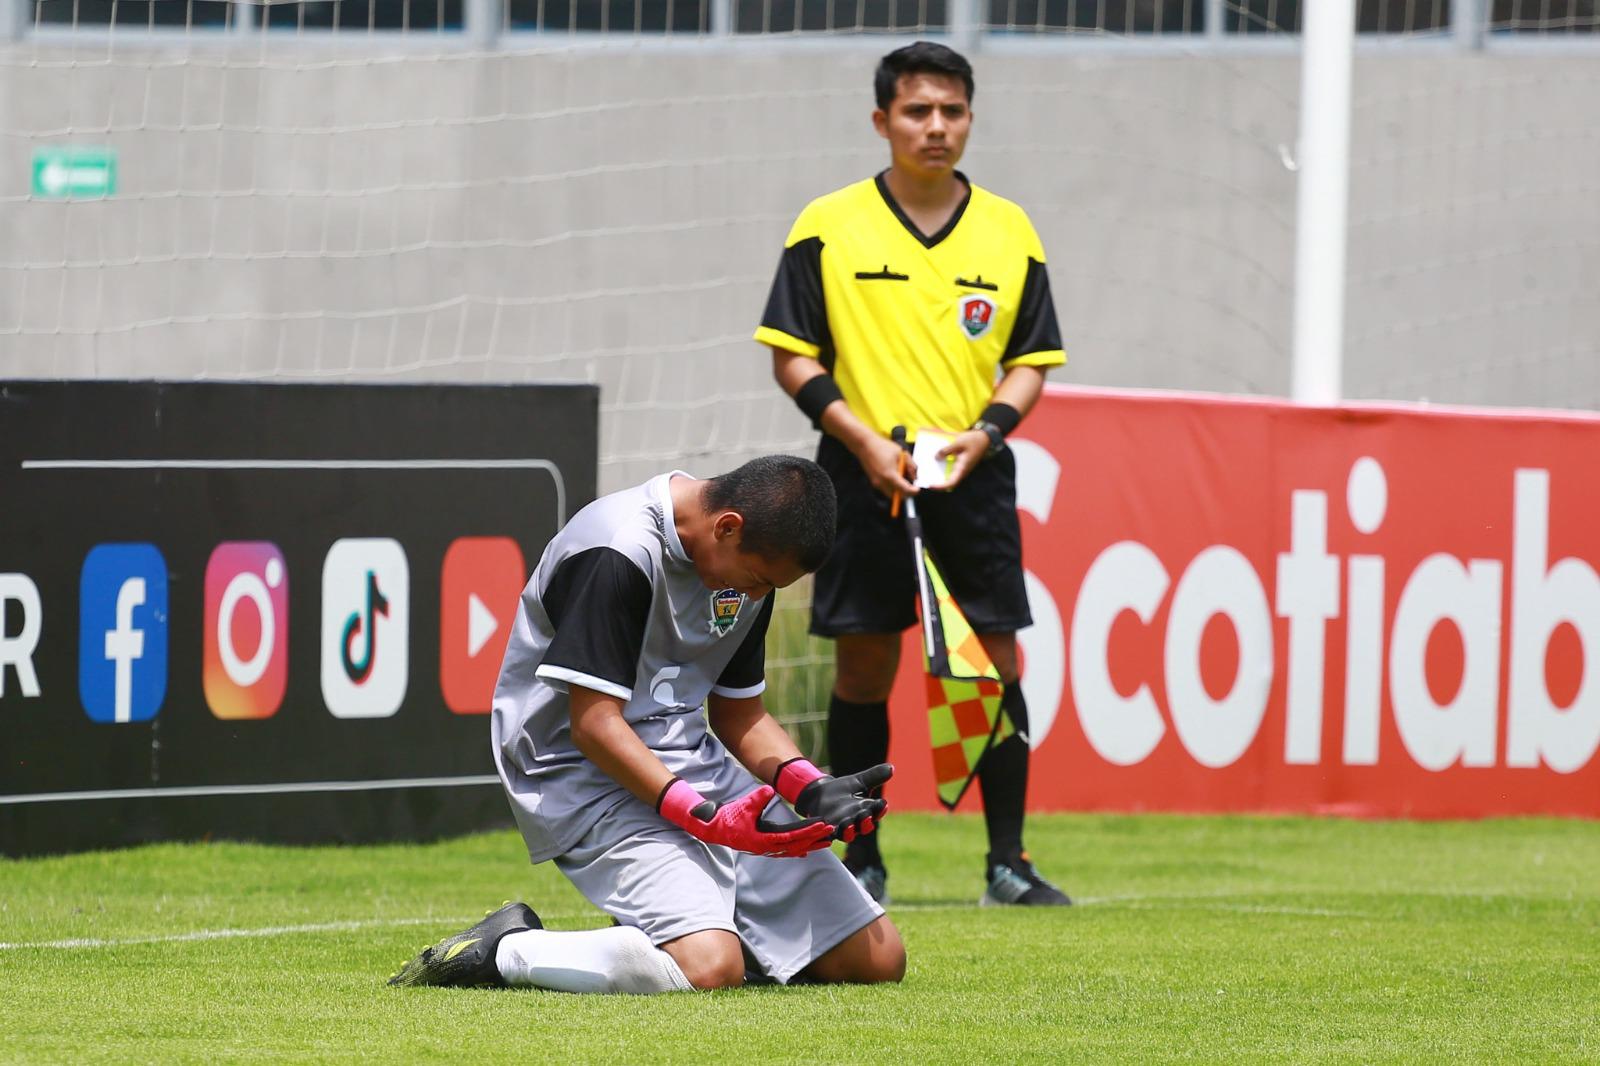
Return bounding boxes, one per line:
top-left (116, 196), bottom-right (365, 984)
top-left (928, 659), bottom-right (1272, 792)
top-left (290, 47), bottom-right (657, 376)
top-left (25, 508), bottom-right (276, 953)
top-left (979, 683), bottom-right (1030, 869)
top-left (827, 694), bottom-right (889, 867)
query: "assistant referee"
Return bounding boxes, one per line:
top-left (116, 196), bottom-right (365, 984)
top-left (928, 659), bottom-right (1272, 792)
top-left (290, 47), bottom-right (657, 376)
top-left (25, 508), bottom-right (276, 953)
top-left (754, 42), bottom-right (1070, 906)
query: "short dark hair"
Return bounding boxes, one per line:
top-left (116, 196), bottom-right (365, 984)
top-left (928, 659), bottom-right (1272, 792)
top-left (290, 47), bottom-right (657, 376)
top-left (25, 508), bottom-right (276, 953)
top-left (704, 455), bottom-right (837, 573)
top-left (874, 41), bottom-right (974, 112)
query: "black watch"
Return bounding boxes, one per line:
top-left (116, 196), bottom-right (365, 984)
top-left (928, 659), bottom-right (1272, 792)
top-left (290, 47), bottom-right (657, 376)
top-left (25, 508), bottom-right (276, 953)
top-left (971, 419), bottom-right (1006, 457)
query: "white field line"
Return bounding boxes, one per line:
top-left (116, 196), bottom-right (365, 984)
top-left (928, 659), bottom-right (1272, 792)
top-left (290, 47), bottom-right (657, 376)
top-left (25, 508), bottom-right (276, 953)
top-left (891, 892), bottom-right (1371, 919)
top-left (1, 894), bottom-right (1368, 951)
top-left (0, 915), bottom-right (486, 951)
top-left (1108, 901), bottom-right (1370, 918)
top-left (1, 910), bottom-right (612, 952)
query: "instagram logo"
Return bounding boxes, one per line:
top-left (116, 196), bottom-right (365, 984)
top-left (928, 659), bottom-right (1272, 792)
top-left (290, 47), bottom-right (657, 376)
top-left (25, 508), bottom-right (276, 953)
top-left (204, 542), bottom-right (289, 720)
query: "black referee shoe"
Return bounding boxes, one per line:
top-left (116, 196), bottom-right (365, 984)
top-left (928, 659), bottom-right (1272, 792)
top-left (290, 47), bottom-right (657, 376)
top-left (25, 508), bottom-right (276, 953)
top-left (981, 853), bottom-right (1072, 907)
top-left (387, 901), bottom-right (540, 988)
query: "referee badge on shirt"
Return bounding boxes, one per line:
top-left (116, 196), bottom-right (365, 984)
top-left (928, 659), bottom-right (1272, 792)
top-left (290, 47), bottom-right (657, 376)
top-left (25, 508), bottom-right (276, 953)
top-left (958, 295), bottom-right (997, 340)
top-left (709, 588), bottom-right (746, 636)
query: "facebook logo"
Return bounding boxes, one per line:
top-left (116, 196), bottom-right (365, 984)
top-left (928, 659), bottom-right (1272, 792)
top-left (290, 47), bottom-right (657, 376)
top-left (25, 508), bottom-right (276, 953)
top-left (79, 543), bottom-right (169, 723)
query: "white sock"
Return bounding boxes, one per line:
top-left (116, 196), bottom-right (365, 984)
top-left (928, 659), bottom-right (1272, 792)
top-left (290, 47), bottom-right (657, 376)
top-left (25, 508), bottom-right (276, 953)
top-left (494, 926), bottom-right (695, 995)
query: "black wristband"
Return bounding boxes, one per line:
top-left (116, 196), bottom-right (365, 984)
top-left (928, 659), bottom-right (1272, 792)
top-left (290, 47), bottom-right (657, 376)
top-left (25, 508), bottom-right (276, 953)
top-left (794, 374), bottom-right (845, 428)
top-left (978, 402), bottom-right (1022, 438)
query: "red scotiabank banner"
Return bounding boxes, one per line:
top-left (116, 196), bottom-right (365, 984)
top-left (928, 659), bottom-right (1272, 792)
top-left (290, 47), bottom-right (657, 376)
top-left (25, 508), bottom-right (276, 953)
top-left (885, 385), bottom-right (1600, 818)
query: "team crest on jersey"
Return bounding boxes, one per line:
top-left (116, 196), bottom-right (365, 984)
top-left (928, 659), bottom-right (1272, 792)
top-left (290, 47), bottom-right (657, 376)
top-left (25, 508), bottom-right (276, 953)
top-left (959, 296), bottom-right (996, 340)
top-left (709, 588), bottom-right (746, 636)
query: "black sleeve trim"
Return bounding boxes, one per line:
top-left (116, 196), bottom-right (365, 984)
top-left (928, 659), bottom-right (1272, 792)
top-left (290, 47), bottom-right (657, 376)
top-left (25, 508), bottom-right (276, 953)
top-left (538, 547), bottom-right (652, 698)
top-left (759, 236), bottom-right (834, 361)
top-left (1000, 256), bottom-right (1063, 365)
top-left (713, 595), bottom-right (775, 695)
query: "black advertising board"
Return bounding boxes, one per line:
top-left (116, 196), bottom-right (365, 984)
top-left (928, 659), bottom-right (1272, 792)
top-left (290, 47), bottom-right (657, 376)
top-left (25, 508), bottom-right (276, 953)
top-left (0, 381), bottom-right (597, 855)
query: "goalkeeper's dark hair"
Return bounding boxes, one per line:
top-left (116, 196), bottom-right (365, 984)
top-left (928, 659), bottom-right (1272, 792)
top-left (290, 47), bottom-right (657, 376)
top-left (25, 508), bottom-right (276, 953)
top-left (705, 455), bottom-right (837, 573)
top-left (874, 41), bottom-right (974, 111)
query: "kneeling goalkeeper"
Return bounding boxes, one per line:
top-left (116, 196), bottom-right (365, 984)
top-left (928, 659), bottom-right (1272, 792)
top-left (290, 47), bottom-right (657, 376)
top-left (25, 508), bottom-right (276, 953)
top-left (389, 456), bottom-right (904, 993)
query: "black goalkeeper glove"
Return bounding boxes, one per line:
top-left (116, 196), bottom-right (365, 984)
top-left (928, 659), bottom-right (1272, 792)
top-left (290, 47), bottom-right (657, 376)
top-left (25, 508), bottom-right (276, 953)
top-left (786, 763), bottom-right (893, 844)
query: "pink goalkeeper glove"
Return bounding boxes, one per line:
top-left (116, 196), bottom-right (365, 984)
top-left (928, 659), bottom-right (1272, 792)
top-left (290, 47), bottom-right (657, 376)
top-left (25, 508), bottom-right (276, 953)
top-left (656, 779), bottom-right (835, 858)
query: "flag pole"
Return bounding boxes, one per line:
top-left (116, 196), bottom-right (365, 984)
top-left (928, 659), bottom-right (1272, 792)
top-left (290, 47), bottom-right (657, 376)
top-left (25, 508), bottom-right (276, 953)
top-left (892, 426), bottom-right (938, 663)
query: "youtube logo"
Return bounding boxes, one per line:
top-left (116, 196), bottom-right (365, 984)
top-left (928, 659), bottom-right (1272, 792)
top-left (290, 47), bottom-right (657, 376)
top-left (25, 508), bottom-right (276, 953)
top-left (440, 537), bottom-right (526, 715)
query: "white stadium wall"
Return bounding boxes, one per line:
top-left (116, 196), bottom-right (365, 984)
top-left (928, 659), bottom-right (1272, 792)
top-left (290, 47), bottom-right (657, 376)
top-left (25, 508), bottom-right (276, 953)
top-left (3, 46), bottom-right (1599, 493)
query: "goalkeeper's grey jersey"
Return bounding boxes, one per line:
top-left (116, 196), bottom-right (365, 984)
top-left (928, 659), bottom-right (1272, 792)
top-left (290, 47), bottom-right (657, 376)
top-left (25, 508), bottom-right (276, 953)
top-left (491, 472), bottom-right (775, 863)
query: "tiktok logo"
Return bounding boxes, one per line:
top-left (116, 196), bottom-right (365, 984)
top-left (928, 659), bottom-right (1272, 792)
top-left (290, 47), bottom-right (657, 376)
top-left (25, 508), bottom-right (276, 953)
top-left (321, 538), bottom-right (409, 718)
top-left (341, 571), bottom-right (389, 685)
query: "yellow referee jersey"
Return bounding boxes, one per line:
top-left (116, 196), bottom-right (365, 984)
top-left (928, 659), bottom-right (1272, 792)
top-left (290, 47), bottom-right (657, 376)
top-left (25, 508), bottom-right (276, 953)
top-left (755, 172), bottom-right (1065, 440)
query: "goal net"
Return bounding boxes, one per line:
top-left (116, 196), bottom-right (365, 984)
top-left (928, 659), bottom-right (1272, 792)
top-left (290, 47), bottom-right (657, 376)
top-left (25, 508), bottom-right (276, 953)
top-left (5, 0), bottom-right (1598, 752)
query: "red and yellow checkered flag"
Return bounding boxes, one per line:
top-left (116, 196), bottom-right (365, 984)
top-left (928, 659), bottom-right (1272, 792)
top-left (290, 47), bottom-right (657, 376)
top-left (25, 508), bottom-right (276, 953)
top-left (892, 426), bottom-right (1014, 810)
top-left (927, 674), bottom-right (1011, 808)
top-left (919, 538), bottom-right (1010, 809)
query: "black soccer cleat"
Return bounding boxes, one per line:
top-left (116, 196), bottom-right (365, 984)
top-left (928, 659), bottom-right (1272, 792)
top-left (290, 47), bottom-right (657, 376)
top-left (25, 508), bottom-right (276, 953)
top-left (981, 853), bottom-right (1072, 907)
top-left (387, 901), bottom-right (541, 988)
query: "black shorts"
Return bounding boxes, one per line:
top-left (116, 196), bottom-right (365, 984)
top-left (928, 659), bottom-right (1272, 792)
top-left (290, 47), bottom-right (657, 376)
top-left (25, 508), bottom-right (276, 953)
top-left (810, 434), bottom-right (1033, 637)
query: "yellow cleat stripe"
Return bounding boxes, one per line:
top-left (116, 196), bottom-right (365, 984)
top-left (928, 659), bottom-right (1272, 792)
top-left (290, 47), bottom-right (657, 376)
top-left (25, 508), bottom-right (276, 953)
top-left (442, 937), bottom-right (481, 962)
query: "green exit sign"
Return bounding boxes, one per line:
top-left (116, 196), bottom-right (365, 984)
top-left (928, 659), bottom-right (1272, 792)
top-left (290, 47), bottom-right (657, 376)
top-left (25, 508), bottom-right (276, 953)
top-left (32, 146), bottom-right (117, 200)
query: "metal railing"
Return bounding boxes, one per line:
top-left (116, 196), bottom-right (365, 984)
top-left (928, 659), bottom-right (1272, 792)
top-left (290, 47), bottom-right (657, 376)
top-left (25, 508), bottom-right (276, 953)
top-left (9, 0), bottom-right (1599, 46)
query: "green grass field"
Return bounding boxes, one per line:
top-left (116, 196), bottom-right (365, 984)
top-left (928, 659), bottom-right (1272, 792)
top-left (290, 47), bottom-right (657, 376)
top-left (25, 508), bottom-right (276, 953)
top-left (3, 812), bottom-right (1598, 1064)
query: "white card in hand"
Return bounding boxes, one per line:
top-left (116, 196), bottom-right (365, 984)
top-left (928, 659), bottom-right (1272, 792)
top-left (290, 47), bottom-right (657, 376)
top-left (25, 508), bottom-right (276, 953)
top-left (911, 429), bottom-right (956, 489)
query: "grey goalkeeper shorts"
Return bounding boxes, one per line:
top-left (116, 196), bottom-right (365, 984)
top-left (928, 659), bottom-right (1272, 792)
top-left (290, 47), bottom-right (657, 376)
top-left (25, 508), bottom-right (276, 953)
top-left (554, 793), bottom-right (884, 985)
